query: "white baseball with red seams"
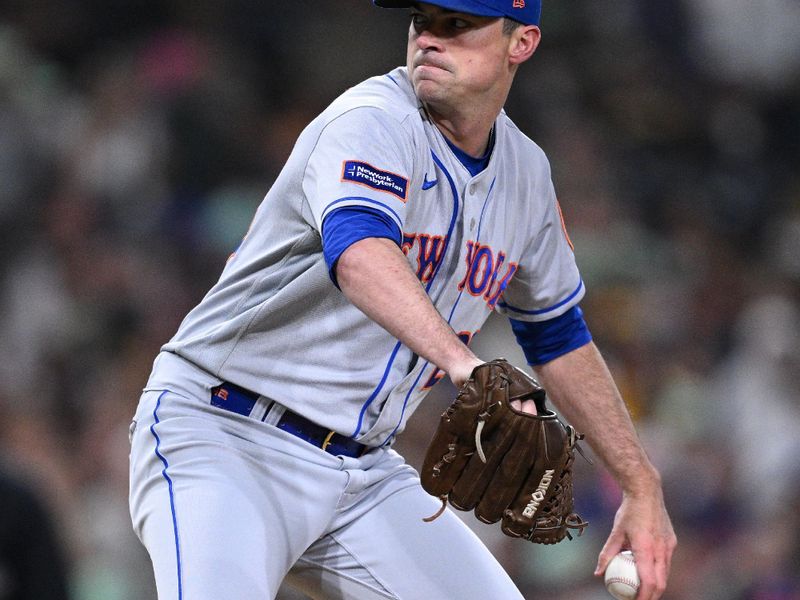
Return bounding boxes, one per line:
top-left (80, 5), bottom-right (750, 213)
top-left (604, 550), bottom-right (640, 600)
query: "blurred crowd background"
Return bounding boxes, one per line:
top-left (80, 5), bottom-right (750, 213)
top-left (1, 0), bottom-right (799, 598)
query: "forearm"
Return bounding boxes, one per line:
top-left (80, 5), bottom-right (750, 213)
top-left (533, 341), bottom-right (660, 495)
top-left (336, 237), bottom-right (480, 383)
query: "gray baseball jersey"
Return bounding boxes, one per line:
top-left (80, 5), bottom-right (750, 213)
top-left (161, 66), bottom-right (583, 447)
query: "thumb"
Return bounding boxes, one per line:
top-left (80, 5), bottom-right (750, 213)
top-left (595, 532), bottom-right (624, 576)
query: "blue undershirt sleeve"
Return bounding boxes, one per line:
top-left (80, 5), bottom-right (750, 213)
top-left (510, 305), bottom-right (593, 366)
top-left (321, 206), bottom-right (402, 288)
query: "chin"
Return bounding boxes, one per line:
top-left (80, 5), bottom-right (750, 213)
top-left (413, 77), bottom-right (446, 105)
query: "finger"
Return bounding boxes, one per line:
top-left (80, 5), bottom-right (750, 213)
top-left (655, 533), bottom-right (677, 598)
top-left (594, 531), bottom-right (625, 576)
top-left (665, 530), bottom-right (677, 576)
top-left (632, 547), bottom-right (656, 600)
top-left (509, 399), bottom-right (537, 415)
top-left (653, 553), bottom-right (668, 599)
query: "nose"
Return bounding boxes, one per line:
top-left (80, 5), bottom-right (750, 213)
top-left (413, 24), bottom-right (443, 52)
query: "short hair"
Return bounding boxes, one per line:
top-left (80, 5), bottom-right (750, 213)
top-left (502, 17), bottom-right (523, 35)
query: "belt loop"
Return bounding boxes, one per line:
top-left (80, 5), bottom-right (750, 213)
top-left (262, 402), bottom-right (285, 426)
top-left (249, 396), bottom-right (273, 422)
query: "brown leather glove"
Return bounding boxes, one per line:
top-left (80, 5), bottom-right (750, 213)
top-left (420, 359), bottom-right (588, 544)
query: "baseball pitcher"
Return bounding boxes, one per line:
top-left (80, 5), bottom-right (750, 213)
top-left (128, 1), bottom-right (676, 598)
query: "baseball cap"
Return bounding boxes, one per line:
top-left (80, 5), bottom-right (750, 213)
top-left (373, 0), bottom-right (541, 26)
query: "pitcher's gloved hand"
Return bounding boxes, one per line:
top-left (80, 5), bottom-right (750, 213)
top-left (420, 359), bottom-right (588, 544)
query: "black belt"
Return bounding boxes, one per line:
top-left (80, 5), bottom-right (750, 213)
top-left (210, 382), bottom-right (367, 458)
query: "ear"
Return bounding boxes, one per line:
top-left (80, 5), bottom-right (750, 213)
top-left (508, 25), bottom-right (541, 65)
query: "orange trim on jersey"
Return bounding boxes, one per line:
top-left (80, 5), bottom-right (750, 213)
top-left (467, 245), bottom-right (494, 298)
top-left (416, 233), bottom-right (445, 284)
top-left (556, 200), bottom-right (574, 251)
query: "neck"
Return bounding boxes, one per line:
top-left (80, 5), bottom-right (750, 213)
top-left (421, 82), bottom-right (510, 157)
top-left (426, 104), bottom-right (497, 157)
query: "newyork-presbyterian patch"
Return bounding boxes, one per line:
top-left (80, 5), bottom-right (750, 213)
top-left (341, 160), bottom-right (408, 201)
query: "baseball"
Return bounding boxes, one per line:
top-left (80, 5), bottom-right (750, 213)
top-left (604, 550), bottom-right (640, 600)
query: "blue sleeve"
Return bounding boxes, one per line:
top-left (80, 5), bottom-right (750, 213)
top-left (321, 206), bottom-right (402, 288)
top-left (510, 305), bottom-right (593, 366)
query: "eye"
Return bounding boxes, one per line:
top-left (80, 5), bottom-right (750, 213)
top-left (410, 11), bottom-right (428, 28)
top-left (450, 18), bottom-right (471, 29)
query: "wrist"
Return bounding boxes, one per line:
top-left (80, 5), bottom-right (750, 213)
top-left (443, 354), bottom-right (483, 388)
top-left (620, 464), bottom-right (662, 498)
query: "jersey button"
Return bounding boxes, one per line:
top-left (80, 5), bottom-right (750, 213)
top-left (469, 183), bottom-right (477, 195)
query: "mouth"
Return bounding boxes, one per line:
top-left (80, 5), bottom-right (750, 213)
top-left (413, 55), bottom-right (450, 73)
top-left (414, 64), bottom-right (450, 83)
